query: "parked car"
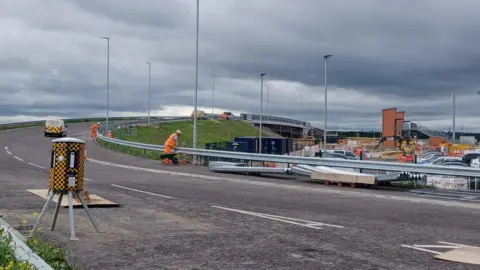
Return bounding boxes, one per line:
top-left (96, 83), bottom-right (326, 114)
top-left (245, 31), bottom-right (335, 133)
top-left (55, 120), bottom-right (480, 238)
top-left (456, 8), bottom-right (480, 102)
top-left (323, 153), bottom-right (350, 159)
top-left (324, 149), bottom-right (359, 160)
top-left (462, 153), bottom-right (480, 165)
top-left (439, 161), bottom-right (469, 167)
top-left (418, 152), bottom-right (444, 163)
top-left (429, 156), bottom-right (462, 165)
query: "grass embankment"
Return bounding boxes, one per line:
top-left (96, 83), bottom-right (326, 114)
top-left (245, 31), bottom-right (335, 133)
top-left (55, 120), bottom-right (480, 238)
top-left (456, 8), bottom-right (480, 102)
top-left (118, 120), bottom-right (266, 148)
top-left (101, 120), bottom-right (267, 160)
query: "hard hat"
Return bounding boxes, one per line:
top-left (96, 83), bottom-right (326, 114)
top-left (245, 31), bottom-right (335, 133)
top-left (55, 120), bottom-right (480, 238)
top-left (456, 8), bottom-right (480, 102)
top-left (97, 122), bottom-right (100, 125)
top-left (176, 129), bottom-right (182, 134)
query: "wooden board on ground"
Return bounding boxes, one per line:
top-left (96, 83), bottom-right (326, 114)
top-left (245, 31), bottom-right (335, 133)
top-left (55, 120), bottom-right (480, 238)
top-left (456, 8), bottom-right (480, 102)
top-left (311, 172), bottom-right (376, 185)
top-left (26, 189), bottom-right (119, 208)
top-left (434, 247), bottom-right (480, 265)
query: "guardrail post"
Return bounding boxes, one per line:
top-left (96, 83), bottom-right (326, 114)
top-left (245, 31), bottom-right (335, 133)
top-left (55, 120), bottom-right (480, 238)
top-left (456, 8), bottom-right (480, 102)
top-left (359, 151), bottom-right (363, 173)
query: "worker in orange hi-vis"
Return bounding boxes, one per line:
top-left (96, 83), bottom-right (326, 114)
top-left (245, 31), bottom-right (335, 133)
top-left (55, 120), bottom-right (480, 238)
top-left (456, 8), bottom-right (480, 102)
top-left (90, 122), bottom-right (100, 138)
top-left (162, 130), bottom-right (182, 165)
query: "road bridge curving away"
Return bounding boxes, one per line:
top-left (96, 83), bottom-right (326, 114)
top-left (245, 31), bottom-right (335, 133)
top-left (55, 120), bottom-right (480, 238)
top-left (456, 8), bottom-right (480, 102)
top-left (0, 121), bottom-right (479, 269)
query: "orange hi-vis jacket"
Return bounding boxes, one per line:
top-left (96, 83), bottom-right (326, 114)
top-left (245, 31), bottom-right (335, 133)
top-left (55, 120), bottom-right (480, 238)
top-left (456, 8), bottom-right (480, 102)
top-left (90, 123), bottom-right (99, 137)
top-left (164, 133), bottom-right (178, 153)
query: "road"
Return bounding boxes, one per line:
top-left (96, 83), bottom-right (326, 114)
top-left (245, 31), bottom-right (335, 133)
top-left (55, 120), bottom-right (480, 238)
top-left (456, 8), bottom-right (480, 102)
top-left (1, 122), bottom-right (480, 269)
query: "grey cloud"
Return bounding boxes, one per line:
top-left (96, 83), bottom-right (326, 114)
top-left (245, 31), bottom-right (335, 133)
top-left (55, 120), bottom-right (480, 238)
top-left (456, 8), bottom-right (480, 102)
top-left (2, 0), bottom-right (480, 131)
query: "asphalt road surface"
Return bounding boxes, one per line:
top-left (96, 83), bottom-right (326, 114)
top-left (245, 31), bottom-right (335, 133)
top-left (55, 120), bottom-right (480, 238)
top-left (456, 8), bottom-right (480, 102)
top-left (1, 123), bottom-right (480, 270)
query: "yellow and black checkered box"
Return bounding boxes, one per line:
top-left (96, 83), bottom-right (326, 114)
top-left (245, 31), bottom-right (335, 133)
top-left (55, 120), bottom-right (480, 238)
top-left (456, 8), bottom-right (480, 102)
top-left (49, 138), bottom-right (86, 192)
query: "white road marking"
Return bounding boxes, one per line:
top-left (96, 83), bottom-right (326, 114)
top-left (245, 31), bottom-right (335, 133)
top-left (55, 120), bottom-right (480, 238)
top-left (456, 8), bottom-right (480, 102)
top-left (28, 163), bottom-right (46, 169)
top-left (4, 146), bottom-right (7, 150)
top-left (413, 245), bottom-right (458, 249)
top-left (86, 158), bottom-right (480, 210)
top-left (212, 206), bottom-right (344, 230)
top-left (6, 151), bottom-right (11, 155)
top-left (111, 184), bottom-right (173, 199)
top-left (84, 178), bottom-right (93, 181)
top-left (401, 245), bottom-right (442, 255)
top-left (13, 156), bottom-right (24, 161)
top-left (437, 241), bottom-right (478, 248)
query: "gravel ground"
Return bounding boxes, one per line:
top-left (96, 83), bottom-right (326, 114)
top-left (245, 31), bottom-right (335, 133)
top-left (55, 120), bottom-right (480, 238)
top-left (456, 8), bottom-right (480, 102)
top-left (1, 124), bottom-right (480, 269)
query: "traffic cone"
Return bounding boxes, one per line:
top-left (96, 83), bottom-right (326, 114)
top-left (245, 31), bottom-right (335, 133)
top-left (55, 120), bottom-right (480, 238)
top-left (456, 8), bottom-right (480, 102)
top-left (84, 149), bottom-right (88, 160)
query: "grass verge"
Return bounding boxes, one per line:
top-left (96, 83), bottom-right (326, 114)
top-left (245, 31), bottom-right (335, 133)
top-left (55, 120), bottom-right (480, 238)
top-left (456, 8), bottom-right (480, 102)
top-left (114, 119), bottom-right (267, 149)
top-left (0, 228), bottom-right (34, 269)
top-left (1, 216), bottom-right (76, 270)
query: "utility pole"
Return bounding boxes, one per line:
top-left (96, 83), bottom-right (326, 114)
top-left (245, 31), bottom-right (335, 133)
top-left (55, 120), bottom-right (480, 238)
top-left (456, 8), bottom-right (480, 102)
top-left (323, 54), bottom-right (332, 153)
top-left (145, 62), bottom-right (151, 125)
top-left (260, 73), bottom-right (266, 153)
top-left (101, 37), bottom-right (110, 133)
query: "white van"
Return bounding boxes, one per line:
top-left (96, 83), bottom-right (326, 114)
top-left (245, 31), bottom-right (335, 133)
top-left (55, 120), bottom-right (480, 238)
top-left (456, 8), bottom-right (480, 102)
top-left (44, 119), bottom-right (67, 137)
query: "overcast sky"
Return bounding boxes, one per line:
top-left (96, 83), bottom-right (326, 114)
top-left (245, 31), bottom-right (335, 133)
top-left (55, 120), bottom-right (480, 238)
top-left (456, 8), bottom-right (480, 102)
top-left (1, 0), bottom-right (480, 131)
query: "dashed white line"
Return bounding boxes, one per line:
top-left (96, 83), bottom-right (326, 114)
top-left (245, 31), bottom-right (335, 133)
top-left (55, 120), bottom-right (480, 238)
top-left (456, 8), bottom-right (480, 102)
top-left (6, 151), bottom-right (11, 155)
top-left (84, 178), bottom-right (93, 181)
top-left (4, 146), bottom-right (7, 150)
top-left (13, 156), bottom-right (24, 161)
top-left (111, 184), bottom-right (173, 199)
top-left (28, 163), bottom-right (46, 169)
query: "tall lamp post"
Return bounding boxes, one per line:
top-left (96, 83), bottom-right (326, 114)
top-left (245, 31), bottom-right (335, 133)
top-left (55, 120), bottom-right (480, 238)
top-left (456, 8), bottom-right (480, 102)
top-left (193, 0), bottom-right (199, 149)
top-left (265, 84), bottom-right (269, 109)
top-left (323, 54), bottom-right (332, 153)
top-left (260, 73), bottom-right (266, 154)
top-left (211, 74), bottom-right (215, 119)
top-left (145, 62), bottom-right (152, 125)
top-left (101, 37), bottom-right (110, 133)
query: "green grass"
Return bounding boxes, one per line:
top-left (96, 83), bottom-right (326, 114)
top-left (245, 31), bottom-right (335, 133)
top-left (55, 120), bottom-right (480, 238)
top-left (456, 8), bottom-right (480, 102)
top-left (115, 120), bottom-right (267, 149)
top-left (0, 228), bottom-right (35, 269)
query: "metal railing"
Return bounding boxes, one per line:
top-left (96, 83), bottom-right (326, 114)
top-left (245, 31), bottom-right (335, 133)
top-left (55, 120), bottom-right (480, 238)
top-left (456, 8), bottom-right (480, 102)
top-left (96, 131), bottom-right (480, 178)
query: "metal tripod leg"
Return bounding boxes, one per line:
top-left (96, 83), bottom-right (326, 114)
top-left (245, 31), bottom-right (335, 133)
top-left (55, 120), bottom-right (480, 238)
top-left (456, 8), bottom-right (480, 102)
top-left (68, 191), bottom-right (78, 240)
top-left (76, 191), bottom-right (101, 233)
top-left (50, 193), bottom-right (64, 231)
top-left (29, 191), bottom-right (55, 238)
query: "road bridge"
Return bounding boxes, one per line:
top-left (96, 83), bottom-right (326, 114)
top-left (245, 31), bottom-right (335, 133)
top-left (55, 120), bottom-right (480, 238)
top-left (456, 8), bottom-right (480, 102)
top-left (240, 113), bottom-right (321, 138)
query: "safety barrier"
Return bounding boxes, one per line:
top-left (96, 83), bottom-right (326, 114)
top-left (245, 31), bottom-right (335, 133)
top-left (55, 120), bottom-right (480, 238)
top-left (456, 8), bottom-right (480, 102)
top-left (96, 131), bottom-right (480, 178)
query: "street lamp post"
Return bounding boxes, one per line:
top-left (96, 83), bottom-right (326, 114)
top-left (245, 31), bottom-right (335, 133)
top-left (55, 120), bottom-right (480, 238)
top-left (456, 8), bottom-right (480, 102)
top-left (323, 54), bottom-right (332, 153)
top-left (193, 0), bottom-right (199, 149)
top-left (260, 73), bottom-right (266, 154)
top-left (300, 94), bottom-right (303, 109)
top-left (265, 84), bottom-right (269, 109)
top-left (211, 74), bottom-right (215, 119)
top-left (101, 37), bottom-right (110, 133)
top-left (145, 62), bottom-right (151, 125)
